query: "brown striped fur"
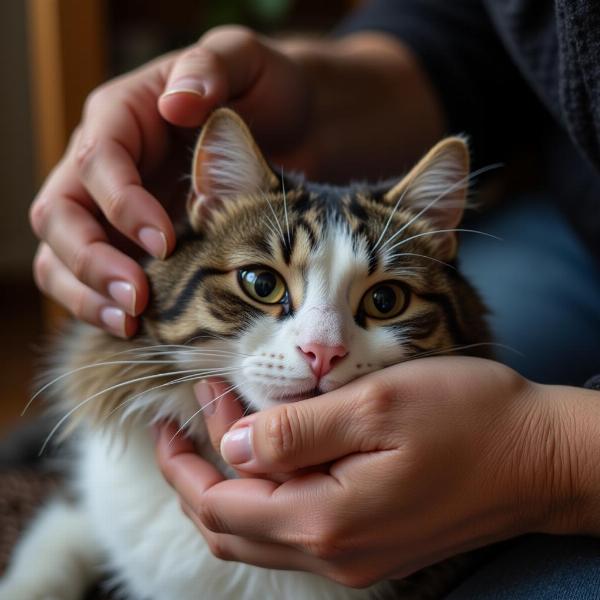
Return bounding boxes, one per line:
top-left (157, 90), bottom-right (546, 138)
top-left (47, 108), bottom-right (490, 443)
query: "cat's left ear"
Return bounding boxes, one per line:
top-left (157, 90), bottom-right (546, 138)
top-left (384, 137), bottom-right (470, 259)
top-left (187, 108), bottom-right (279, 230)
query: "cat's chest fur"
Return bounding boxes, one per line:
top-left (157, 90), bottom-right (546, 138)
top-left (77, 386), bottom-right (393, 600)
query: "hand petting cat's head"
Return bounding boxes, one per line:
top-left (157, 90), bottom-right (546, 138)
top-left (143, 109), bottom-right (489, 412)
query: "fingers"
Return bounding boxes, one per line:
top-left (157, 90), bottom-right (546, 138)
top-left (155, 423), bottom-right (400, 586)
top-left (218, 376), bottom-right (396, 473)
top-left (30, 57), bottom-right (178, 333)
top-left (41, 198), bottom-right (147, 313)
top-left (181, 498), bottom-right (400, 588)
top-left (33, 244), bottom-right (137, 337)
top-left (74, 84), bottom-right (176, 256)
top-left (32, 158), bottom-right (149, 320)
top-left (76, 139), bottom-right (171, 259)
top-left (156, 422), bottom-right (340, 543)
top-left (158, 26), bottom-right (265, 128)
top-left (180, 501), bottom-right (324, 574)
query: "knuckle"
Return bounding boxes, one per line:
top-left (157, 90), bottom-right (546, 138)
top-left (264, 404), bottom-right (301, 465)
top-left (357, 377), bottom-right (397, 422)
top-left (308, 538), bottom-right (344, 562)
top-left (75, 134), bottom-right (99, 175)
top-left (29, 196), bottom-right (50, 238)
top-left (298, 523), bottom-right (347, 561)
top-left (32, 246), bottom-right (51, 291)
top-left (200, 24), bottom-right (256, 47)
top-left (71, 243), bottom-right (93, 281)
top-left (206, 536), bottom-right (233, 562)
top-left (71, 286), bottom-right (89, 321)
top-left (83, 84), bottom-right (111, 115)
top-left (103, 187), bottom-right (128, 225)
top-left (328, 569), bottom-right (376, 589)
top-left (197, 502), bottom-right (229, 535)
top-left (180, 44), bottom-right (221, 72)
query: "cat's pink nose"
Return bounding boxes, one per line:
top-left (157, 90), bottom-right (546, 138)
top-left (298, 343), bottom-right (348, 378)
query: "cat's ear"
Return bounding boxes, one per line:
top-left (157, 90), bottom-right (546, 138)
top-left (187, 108), bottom-right (279, 230)
top-left (384, 137), bottom-right (470, 259)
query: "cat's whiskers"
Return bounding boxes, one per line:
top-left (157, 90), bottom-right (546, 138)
top-left (384, 227), bottom-right (501, 256)
top-left (372, 185), bottom-right (410, 252)
top-left (169, 381), bottom-right (244, 444)
top-left (403, 341), bottom-right (524, 362)
top-left (384, 251), bottom-right (456, 270)
top-left (260, 190), bottom-right (287, 249)
top-left (125, 343), bottom-right (241, 354)
top-left (26, 359), bottom-right (210, 415)
top-left (385, 266), bottom-right (426, 277)
top-left (281, 168), bottom-right (292, 249)
top-left (26, 349), bottom-right (246, 415)
top-left (262, 217), bottom-right (282, 248)
top-left (182, 332), bottom-right (248, 350)
top-left (114, 368), bottom-right (243, 424)
top-left (39, 367), bottom-right (241, 455)
top-left (378, 164), bottom-right (501, 254)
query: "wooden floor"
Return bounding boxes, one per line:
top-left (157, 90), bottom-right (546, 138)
top-left (0, 279), bottom-right (44, 434)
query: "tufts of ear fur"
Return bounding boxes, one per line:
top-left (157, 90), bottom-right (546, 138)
top-left (187, 108), bottom-right (279, 230)
top-left (385, 137), bottom-right (470, 259)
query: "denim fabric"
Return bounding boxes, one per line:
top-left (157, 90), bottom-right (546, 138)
top-left (460, 195), bottom-right (600, 385)
top-left (447, 196), bottom-right (600, 598)
top-left (446, 535), bottom-right (600, 600)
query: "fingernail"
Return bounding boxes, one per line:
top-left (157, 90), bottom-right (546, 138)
top-left (139, 227), bottom-right (167, 259)
top-left (108, 280), bottom-right (136, 315)
top-left (100, 306), bottom-right (126, 337)
top-left (194, 380), bottom-right (216, 417)
top-left (161, 78), bottom-right (206, 99)
top-left (221, 426), bottom-right (252, 465)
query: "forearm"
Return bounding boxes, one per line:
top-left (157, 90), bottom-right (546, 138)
top-left (280, 33), bottom-right (445, 181)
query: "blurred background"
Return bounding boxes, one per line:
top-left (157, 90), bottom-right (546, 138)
top-left (0, 0), bottom-right (360, 434)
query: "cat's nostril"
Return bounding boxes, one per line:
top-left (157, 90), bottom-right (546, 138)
top-left (330, 354), bottom-right (344, 368)
top-left (297, 343), bottom-right (348, 378)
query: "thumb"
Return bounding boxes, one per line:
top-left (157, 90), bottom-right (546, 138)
top-left (158, 27), bottom-right (266, 128)
top-left (219, 386), bottom-right (379, 474)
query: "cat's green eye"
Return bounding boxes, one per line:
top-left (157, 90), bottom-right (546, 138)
top-left (361, 282), bottom-right (409, 320)
top-left (238, 267), bottom-right (287, 305)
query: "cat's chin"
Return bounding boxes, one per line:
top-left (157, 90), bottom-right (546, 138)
top-left (240, 387), bottom-right (323, 413)
top-left (274, 387), bottom-right (321, 402)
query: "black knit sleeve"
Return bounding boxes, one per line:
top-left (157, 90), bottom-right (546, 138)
top-left (335, 0), bottom-right (544, 167)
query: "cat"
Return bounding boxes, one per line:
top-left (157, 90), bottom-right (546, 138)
top-left (0, 108), bottom-right (491, 600)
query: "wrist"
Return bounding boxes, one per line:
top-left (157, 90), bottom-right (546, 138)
top-left (527, 384), bottom-right (600, 536)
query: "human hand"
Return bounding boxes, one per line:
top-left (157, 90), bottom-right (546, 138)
top-left (30, 26), bottom-right (312, 337)
top-left (156, 357), bottom-right (587, 587)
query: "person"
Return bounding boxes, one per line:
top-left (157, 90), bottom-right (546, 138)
top-left (29, 1), bottom-right (600, 597)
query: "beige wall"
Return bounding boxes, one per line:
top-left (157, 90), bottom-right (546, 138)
top-left (0, 0), bottom-right (37, 277)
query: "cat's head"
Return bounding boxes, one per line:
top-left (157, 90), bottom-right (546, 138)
top-left (144, 108), bottom-right (489, 412)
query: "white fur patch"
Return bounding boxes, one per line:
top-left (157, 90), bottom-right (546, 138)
top-left (234, 226), bottom-right (407, 410)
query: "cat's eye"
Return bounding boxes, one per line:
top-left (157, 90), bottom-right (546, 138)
top-left (361, 282), bottom-right (409, 320)
top-left (238, 267), bottom-right (288, 305)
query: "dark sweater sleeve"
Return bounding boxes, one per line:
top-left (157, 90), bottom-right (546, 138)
top-left (336, 0), bottom-right (545, 166)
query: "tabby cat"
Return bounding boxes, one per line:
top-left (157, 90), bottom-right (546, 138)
top-left (0, 108), bottom-right (490, 600)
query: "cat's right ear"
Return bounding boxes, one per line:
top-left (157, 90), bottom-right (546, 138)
top-left (187, 108), bottom-right (279, 230)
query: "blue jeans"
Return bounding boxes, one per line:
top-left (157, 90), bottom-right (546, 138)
top-left (445, 196), bottom-right (600, 598)
top-left (460, 195), bottom-right (600, 386)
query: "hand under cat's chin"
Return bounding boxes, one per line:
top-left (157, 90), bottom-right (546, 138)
top-left (157, 356), bottom-right (591, 586)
